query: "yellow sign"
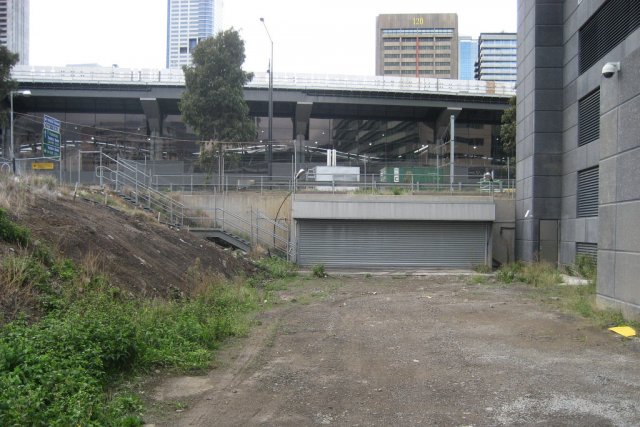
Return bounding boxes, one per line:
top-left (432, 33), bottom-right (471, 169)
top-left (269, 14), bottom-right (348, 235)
top-left (608, 326), bottom-right (636, 338)
top-left (32, 162), bottom-right (55, 170)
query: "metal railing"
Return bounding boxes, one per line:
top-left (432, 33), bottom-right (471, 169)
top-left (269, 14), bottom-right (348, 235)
top-left (90, 152), bottom-right (293, 255)
top-left (12, 65), bottom-right (516, 97)
top-left (90, 151), bottom-right (185, 226)
top-left (148, 172), bottom-right (515, 198)
top-left (184, 207), bottom-right (293, 258)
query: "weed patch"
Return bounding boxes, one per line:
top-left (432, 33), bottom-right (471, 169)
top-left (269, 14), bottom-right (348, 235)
top-left (312, 264), bottom-right (327, 278)
top-left (0, 245), bottom-right (260, 425)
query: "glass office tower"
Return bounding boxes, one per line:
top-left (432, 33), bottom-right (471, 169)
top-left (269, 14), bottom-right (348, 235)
top-left (166, 0), bottom-right (222, 69)
top-left (458, 37), bottom-right (477, 80)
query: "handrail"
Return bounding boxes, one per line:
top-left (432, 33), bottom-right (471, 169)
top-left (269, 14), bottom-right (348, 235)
top-left (94, 154), bottom-right (185, 226)
top-left (183, 206), bottom-right (292, 257)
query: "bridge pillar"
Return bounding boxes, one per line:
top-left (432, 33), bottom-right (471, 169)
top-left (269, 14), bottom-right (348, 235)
top-left (140, 98), bottom-right (164, 160)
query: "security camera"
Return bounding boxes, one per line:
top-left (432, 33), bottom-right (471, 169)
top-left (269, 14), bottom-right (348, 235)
top-left (602, 62), bottom-right (620, 78)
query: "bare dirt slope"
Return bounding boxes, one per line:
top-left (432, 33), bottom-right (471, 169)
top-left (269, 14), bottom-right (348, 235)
top-left (147, 275), bottom-right (640, 426)
top-left (4, 189), bottom-right (254, 298)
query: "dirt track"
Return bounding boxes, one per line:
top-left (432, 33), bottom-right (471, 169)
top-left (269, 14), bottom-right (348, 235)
top-left (146, 274), bottom-right (640, 426)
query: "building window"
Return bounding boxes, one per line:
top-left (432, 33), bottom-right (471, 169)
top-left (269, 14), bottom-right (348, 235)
top-left (579, 0), bottom-right (640, 74)
top-left (384, 54), bottom-right (400, 59)
top-left (577, 167), bottom-right (599, 217)
top-left (578, 88), bottom-right (600, 146)
top-left (384, 62), bottom-right (400, 67)
top-left (179, 46), bottom-right (188, 54)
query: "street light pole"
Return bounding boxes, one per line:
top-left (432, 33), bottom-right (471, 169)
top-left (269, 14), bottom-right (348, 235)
top-left (260, 17), bottom-right (273, 180)
top-left (9, 89), bottom-right (31, 173)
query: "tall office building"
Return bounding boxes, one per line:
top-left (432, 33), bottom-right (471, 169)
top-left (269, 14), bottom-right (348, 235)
top-left (474, 32), bottom-right (517, 82)
top-left (0, 0), bottom-right (29, 65)
top-left (166, 0), bottom-right (222, 69)
top-left (458, 36), bottom-right (477, 80)
top-left (375, 14), bottom-right (458, 78)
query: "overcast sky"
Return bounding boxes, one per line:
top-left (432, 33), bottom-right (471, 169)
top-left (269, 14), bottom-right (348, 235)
top-left (30, 0), bottom-right (517, 75)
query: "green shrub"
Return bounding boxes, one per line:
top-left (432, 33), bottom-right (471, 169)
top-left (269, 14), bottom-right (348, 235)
top-left (519, 262), bottom-right (562, 287)
top-left (312, 263), bottom-right (326, 278)
top-left (496, 262), bottom-right (523, 284)
top-left (473, 264), bottom-right (492, 274)
top-left (0, 209), bottom-right (30, 246)
top-left (496, 261), bottom-right (561, 287)
top-left (574, 254), bottom-right (597, 281)
top-left (0, 259), bottom-right (259, 425)
top-left (256, 256), bottom-right (298, 279)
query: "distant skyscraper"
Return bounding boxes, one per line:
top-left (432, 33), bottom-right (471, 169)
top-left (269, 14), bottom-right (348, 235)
top-left (166, 0), bottom-right (222, 69)
top-left (375, 14), bottom-right (458, 78)
top-left (0, 0), bottom-right (29, 65)
top-left (458, 37), bottom-right (477, 80)
top-left (475, 32), bottom-right (517, 82)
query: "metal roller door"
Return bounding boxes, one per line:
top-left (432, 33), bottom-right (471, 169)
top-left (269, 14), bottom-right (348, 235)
top-left (297, 220), bottom-right (488, 268)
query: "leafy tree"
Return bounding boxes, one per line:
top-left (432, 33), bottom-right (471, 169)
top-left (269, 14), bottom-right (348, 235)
top-left (500, 96), bottom-right (516, 158)
top-left (180, 29), bottom-right (256, 145)
top-left (500, 96), bottom-right (516, 157)
top-left (0, 46), bottom-right (19, 119)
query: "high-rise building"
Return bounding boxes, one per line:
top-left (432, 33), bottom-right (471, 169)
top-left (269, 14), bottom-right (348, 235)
top-left (458, 36), bottom-right (477, 80)
top-left (474, 32), bottom-right (517, 82)
top-left (0, 0), bottom-right (29, 65)
top-left (375, 14), bottom-right (458, 78)
top-left (166, 0), bottom-right (222, 69)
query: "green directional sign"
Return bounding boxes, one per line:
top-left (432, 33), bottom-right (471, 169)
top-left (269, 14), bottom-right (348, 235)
top-left (43, 115), bottom-right (61, 157)
top-left (43, 128), bottom-right (61, 157)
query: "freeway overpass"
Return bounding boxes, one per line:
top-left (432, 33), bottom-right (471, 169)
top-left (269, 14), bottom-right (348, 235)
top-left (6, 65), bottom-right (514, 175)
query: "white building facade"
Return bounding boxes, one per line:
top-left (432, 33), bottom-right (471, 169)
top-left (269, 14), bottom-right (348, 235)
top-left (475, 32), bottom-right (516, 82)
top-left (0, 0), bottom-right (29, 65)
top-left (166, 0), bottom-right (222, 69)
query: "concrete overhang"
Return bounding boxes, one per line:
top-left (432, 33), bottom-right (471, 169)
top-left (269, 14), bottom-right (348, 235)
top-left (293, 194), bottom-right (495, 222)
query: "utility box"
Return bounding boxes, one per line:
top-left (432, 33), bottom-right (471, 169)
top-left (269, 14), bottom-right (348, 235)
top-left (308, 166), bottom-right (360, 191)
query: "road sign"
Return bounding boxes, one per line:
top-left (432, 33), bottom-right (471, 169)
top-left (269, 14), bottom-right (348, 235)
top-left (43, 115), bottom-right (61, 133)
top-left (43, 128), bottom-right (61, 157)
top-left (32, 162), bottom-right (55, 170)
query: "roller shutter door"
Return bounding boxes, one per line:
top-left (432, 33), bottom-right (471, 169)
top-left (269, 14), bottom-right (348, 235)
top-left (297, 220), bottom-right (488, 268)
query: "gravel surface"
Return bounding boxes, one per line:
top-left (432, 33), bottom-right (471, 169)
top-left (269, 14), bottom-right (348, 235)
top-left (146, 274), bottom-right (640, 426)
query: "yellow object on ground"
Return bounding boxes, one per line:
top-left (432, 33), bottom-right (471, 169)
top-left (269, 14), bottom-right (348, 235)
top-left (608, 326), bottom-right (637, 337)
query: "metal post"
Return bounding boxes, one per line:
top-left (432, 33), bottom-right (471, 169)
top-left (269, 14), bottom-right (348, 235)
top-left (507, 156), bottom-right (511, 191)
top-left (449, 114), bottom-right (455, 191)
top-left (260, 18), bottom-right (274, 179)
top-left (9, 92), bottom-right (14, 172)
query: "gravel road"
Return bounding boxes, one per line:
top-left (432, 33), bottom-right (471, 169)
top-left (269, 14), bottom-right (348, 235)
top-left (146, 274), bottom-right (640, 426)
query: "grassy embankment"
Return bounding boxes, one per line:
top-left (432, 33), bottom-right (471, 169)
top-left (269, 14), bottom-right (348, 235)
top-left (0, 175), bottom-right (296, 426)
